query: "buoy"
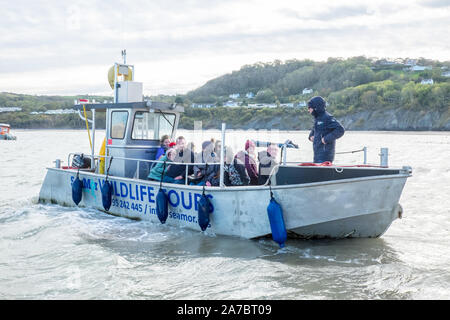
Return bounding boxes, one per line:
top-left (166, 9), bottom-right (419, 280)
top-left (267, 188), bottom-right (287, 248)
top-left (107, 65), bottom-right (133, 90)
top-left (101, 157), bottom-right (113, 211)
top-left (156, 161), bottom-right (169, 224)
top-left (101, 181), bottom-right (113, 211)
top-left (156, 189), bottom-right (169, 224)
top-left (72, 171), bottom-right (82, 206)
top-left (198, 188), bottom-right (213, 231)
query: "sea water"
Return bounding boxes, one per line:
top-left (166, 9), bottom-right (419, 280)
top-left (0, 129), bottom-right (449, 299)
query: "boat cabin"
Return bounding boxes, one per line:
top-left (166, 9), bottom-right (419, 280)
top-left (0, 123), bottom-right (11, 135)
top-left (74, 101), bottom-right (183, 180)
top-left (73, 60), bottom-right (184, 179)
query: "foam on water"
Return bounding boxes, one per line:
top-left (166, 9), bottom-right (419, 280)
top-left (0, 129), bottom-right (449, 299)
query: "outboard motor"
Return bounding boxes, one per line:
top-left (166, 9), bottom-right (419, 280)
top-left (267, 186), bottom-right (287, 248)
top-left (72, 170), bottom-right (83, 206)
top-left (72, 153), bottom-right (91, 169)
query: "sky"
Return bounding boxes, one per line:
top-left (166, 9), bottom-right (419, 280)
top-left (0, 0), bottom-right (449, 97)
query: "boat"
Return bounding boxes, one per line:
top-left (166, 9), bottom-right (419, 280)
top-left (38, 56), bottom-right (412, 245)
top-left (0, 123), bottom-right (17, 140)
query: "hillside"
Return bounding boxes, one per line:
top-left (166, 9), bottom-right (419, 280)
top-left (1, 56), bottom-right (449, 130)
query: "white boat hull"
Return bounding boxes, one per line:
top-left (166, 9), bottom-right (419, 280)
top-left (39, 167), bottom-right (409, 240)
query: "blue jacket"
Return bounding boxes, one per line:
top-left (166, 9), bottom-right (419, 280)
top-left (308, 101), bottom-right (345, 163)
top-left (148, 155), bottom-right (171, 181)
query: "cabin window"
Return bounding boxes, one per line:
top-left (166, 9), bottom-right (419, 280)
top-left (110, 111), bottom-right (129, 139)
top-left (132, 111), bottom-right (175, 140)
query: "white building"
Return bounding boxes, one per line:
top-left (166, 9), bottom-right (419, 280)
top-left (302, 88), bottom-right (313, 95)
top-left (224, 101), bottom-right (239, 107)
top-left (420, 79), bottom-right (434, 85)
top-left (0, 107), bottom-right (22, 112)
top-left (245, 92), bottom-right (255, 99)
top-left (410, 65), bottom-right (432, 71)
top-left (191, 103), bottom-right (214, 108)
top-left (229, 93), bottom-right (240, 99)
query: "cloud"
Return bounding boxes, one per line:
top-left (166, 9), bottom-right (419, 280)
top-left (418, 0), bottom-right (450, 8)
top-left (0, 0), bottom-right (449, 95)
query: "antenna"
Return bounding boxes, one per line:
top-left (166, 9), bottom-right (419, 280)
top-left (121, 49), bottom-right (127, 64)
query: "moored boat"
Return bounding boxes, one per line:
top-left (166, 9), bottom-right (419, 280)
top-left (0, 123), bottom-right (16, 140)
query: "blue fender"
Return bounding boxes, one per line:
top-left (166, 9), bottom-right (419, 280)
top-left (198, 194), bottom-right (213, 231)
top-left (267, 198), bottom-right (287, 248)
top-left (101, 180), bottom-right (113, 211)
top-left (156, 189), bottom-right (169, 224)
top-left (72, 176), bottom-right (83, 206)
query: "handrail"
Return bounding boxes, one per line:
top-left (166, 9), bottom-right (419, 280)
top-left (67, 152), bottom-right (220, 185)
top-left (336, 146), bottom-right (367, 164)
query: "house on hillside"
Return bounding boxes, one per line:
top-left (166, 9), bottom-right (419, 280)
top-left (302, 88), bottom-right (313, 95)
top-left (229, 93), bottom-right (240, 99)
top-left (0, 107), bottom-right (22, 112)
top-left (404, 59), bottom-right (417, 66)
top-left (442, 71), bottom-right (450, 78)
top-left (245, 92), bottom-right (255, 99)
top-left (410, 65), bottom-right (432, 71)
top-left (420, 79), bottom-right (434, 85)
top-left (224, 101), bottom-right (239, 107)
top-left (191, 103), bottom-right (215, 108)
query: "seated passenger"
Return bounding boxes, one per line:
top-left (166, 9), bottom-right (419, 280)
top-left (258, 143), bottom-right (279, 185)
top-left (148, 148), bottom-right (176, 181)
top-left (163, 136), bottom-right (195, 184)
top-left (193, 140), bottom-right (218, 180)
top-left (155, 135), bottom-right (172, 160)
top-left (235, 140), bottom-right (258, 185)
top-left (214, 140), bottom-right (222, 157)
top-left (207, 145), bottom-right (235, 186)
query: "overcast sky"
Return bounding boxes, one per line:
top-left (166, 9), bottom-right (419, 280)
top-left (1, 0), bottom-right (449, 97)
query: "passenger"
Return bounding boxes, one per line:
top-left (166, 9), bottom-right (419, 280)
top-left (187, 142), bottom-right (196, 154)
top-left (258, 143), bottom-right (279, 185)
top-left (154, 135), bottom-right (172, 160)
top-left (148, 148), bottom-right (176, 181)
top-left (207, 145), bottom-right (235, 186)
top-left (192, 140), bottom-right (218, 184)
top-left (163, 136), bottom-right (195, 184)
top-left (307, 96), bottom-right (345, 163)
top-left (214, 140), bottom-right (222, 157)
top-left (198, 145), bottom-right (237, 187)
top-left (235, 140), bottom-right (258, 185)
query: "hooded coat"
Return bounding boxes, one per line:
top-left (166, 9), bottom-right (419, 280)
top-left (308, 96), bottom-right (345, 163)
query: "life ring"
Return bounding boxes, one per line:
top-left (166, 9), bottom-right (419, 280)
top-left (298, 161), bottom-right (333, 167)
top-left (107, 65), bottom-right (133, 89)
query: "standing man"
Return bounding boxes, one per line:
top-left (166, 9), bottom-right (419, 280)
top-left (307, 96), bottom-right (345, 163)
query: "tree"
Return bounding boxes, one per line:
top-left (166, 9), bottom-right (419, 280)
top-left (255, 89), bottom-right (276, 103)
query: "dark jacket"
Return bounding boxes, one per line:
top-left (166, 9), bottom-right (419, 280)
top-left (232, 157), bottom-right (251, 186)
top-left (165, 148), bottom-right (195, 178)
top-left (235, 151), bottom-right (258, 185)
top-left (258, 151), bottom-right (278, 185)
top-left (308, 99), bottom-right (345, 163)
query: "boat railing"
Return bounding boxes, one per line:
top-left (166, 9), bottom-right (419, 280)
top-left (66, 152), bottom-right (224, 186)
